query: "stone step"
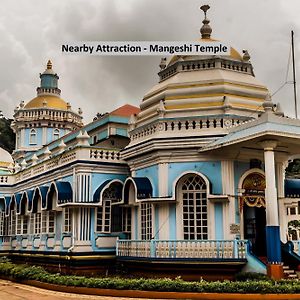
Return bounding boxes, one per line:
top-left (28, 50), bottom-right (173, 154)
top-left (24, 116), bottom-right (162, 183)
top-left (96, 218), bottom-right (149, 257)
top-left (283, 265), bottom-right (289, 270)
top-left (284, 270), bottom-right (295, 274)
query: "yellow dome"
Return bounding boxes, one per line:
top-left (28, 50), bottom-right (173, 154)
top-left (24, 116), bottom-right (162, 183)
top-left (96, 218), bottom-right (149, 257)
top-left (167, 38), bottom-right (242, 67)
top-left (24, 95), bottom-right (68, 110)
top-left (200, 38), bottom-right (242, 60)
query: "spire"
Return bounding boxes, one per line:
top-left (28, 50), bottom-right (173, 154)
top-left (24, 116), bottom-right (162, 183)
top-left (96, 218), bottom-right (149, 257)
top-left (47, 60), bottom-right (52, 70)
top-left (200, 4), bottom-right (212, 39)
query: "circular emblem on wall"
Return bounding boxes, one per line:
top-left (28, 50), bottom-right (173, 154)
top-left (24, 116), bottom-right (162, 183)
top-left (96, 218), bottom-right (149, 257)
top-left (224, 119), bottom-right (232, 127)
top-left (158, 122), bottom-right (164, 131)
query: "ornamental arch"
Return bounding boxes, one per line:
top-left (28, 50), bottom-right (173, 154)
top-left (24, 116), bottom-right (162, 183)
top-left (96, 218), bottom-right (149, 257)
top-left (239, 170), bottom-right (266, 257)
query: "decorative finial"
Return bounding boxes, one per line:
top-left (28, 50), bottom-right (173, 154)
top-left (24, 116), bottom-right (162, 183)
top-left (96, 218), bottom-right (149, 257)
top-left (159, 57), bottom-right (167, 70)
top-left (47, 60), bottom-right (52, 70)
top-left (242, 50), bottom-right (251, 62)
top-left (263, 93), bottom-right (274, 112)
top-left (200, 4), bottom-right (212, 39)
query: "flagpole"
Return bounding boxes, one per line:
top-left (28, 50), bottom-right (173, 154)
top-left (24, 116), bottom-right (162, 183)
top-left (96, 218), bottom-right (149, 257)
top-left (291, 30), bottom-right (298, 118)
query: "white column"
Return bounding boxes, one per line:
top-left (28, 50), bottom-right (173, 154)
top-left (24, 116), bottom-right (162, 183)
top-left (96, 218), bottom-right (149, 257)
top-left (276, 162), bottom-right (287, 242)
top-left (260, 140), bottom-right (282, 264)
top-left (276, 162), bottom-right (285, 199)
top-left (261, 141), bottom-right (278, 226)
top-left (158, 163), bottom-right (168, 197)
top-left (221, 160), bottom-right (235, 239)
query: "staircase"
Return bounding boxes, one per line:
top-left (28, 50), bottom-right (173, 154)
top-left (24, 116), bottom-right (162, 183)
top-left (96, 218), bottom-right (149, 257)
top-left (283, 265), bottom-right (298, 279)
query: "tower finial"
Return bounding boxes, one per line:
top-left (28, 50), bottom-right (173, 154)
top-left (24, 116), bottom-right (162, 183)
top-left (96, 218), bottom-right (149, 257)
top-left (200, 4), bottom-right (212, 39)
top-left (47, 60), bottom-right (52, 70)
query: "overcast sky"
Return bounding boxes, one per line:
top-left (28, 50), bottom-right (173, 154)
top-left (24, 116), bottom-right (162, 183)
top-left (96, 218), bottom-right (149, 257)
top-left (0, 0), bottom-right (300, 122)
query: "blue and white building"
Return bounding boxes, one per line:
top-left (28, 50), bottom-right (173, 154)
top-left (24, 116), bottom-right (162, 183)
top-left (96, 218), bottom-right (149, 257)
top-left (0, 6), bottom-right (300, 279)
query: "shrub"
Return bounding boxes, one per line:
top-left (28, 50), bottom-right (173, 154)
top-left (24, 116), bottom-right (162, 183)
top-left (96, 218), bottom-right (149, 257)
top-left (0, 260), bottom-right (299, 294)
top-left (235, 272), bottom-right (269, 281)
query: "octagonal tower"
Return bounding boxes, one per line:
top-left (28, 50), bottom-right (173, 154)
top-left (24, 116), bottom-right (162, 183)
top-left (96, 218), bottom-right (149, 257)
top-left (11, 61), bottom-right (83, 160)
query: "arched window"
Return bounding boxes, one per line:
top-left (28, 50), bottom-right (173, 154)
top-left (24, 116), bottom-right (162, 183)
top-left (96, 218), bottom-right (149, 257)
top-left (29, 129), bottom-right (37, 145)
top-left (96, 182), bottom-right (122, 233)
top-left (178, 174), bottom-right (208, 240)
top-left (53, 129), bottom-right (60, 140)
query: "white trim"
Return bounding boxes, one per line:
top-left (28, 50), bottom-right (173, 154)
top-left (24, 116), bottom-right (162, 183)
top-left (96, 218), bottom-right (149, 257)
top-left (98, 179), bottom-right (123, 206)
top-left (171, 170), bottom-right (211, 199)
top-left (29, 128), bottom-right (37, 145)
top-left (158, 163), bottom-right (168, 197)
top-left (122, 177), bottom-right (138, 204)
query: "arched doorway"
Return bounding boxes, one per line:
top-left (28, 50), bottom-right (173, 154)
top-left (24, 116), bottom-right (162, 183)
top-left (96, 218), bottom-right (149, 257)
top-left (241, 172), bottom-right (266, 257)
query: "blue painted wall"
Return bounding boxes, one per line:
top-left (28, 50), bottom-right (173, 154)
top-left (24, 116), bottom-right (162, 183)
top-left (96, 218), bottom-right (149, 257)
top-left (116, 128), bottom-right (127, 137)
top-left (135, 165), bottom-right (159, 197)
top-left (24, 128), bottom-right (42, 147)
top-left (169, 204), bottom-right (176, 239)
top-left (154, 205), bottom-right (159, 239)
top-left (214, 203), bottom-right (224, 239)
top-left (46, 128), bottom-right (65, 144)
top-left (91, 173), bottom-right (127, 195)
top-left (234, 161), bottom-right (249, 223)
top-left (98, 130), bottom-right (108, 141)
top-left (168, 161), bottom-right (222, 196)
top-left (41, 74), bottom-right (58, 88)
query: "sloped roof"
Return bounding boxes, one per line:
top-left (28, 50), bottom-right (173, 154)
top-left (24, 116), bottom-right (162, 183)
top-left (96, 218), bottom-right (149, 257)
top-left (110, 104), bottom-right (140, 117)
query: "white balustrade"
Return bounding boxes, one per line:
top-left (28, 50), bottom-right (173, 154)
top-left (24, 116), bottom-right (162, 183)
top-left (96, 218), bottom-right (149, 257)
top-left (14, 147), bottom-right (124, 183)
top-left (117, 239), bottom-right (248, 260)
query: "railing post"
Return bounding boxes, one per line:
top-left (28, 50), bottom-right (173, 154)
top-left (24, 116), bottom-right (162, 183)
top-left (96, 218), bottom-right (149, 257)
top-left (116, 237), bottom-right (119, 256)
top-left (150, 239), bottom-right (156, 258)
top-left (233, 239), bottom-right (238, 259)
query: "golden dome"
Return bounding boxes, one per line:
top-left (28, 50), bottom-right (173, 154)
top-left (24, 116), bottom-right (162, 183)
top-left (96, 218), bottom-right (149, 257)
top-left (200, 38), bottom-right (242, 60)
top-left (24, 95), bottom-right (68, 110)
top-left (167, 38), bottom-right (242, 67)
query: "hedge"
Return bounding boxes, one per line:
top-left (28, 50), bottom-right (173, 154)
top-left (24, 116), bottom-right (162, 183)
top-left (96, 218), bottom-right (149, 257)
top-left (0, 258), bottom-right (300, 294)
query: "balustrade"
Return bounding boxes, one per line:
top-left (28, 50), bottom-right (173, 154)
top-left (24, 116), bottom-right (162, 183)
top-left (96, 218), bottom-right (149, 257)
top-left (13, 147), bottom-right (124, 183)
top-left (117, 239), bottom-right (248, 260)
top-left (130, 117), bottom-right (243, 141)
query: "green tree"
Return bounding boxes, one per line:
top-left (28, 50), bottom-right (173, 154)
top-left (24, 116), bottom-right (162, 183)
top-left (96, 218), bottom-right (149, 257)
top-left (286, 159), bottom-right (300, 178)
top-left (0, 117), bottom-right (15, 153)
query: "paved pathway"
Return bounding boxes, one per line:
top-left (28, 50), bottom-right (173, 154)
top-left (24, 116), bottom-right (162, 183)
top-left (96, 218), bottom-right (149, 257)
top-left (0, 279), bottom-right (166, 300)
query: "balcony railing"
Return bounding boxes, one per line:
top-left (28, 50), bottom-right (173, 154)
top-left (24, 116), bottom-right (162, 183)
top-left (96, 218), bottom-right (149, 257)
top-left (117, 239), bottom-right (248, 260)
top-left (14, 146), bottom-right (125, 183)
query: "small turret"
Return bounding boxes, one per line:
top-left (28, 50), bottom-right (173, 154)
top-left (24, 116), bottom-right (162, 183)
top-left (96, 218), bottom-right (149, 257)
top-left (37, 60), bottom-right (60, 96)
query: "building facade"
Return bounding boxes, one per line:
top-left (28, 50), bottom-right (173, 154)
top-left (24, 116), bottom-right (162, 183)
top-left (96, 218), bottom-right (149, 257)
top-left (0, 6), bottom-right (300, 279)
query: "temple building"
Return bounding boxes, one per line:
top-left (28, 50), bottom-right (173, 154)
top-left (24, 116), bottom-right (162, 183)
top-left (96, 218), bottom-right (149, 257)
top-left (0, 5), bottom-right (300, 280)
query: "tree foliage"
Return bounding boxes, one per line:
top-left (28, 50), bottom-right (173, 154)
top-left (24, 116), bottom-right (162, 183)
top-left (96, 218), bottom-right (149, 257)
top-left (0, 117), bottom-right (15, 153)
top-left (286, 159), bottom-right (300, 177)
